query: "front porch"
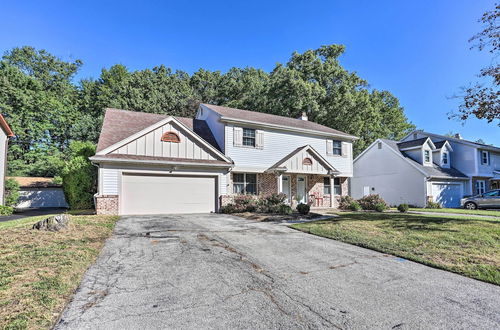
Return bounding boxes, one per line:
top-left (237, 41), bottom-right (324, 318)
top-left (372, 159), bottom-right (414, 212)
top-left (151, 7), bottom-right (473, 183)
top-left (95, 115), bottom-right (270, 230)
top-left (222, 172), bottom-right (349, 209)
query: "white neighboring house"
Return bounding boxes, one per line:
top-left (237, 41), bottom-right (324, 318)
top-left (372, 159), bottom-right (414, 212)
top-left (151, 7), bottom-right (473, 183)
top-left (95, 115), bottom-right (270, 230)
top-left (0, 115), bottom-right (14, 206)
top-left (90, 104), bottom-right (357, 215)
top-left (352, 137), bottom-right (469, 208)
top-left (401, 131), bottom-right (500, 195)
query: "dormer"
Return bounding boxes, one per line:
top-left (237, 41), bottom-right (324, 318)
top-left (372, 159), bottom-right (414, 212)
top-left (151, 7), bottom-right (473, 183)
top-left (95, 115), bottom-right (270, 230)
top-left (397, 137), bottom-right (436, 167)
top-left (432, 140), bottom-right (453, 169)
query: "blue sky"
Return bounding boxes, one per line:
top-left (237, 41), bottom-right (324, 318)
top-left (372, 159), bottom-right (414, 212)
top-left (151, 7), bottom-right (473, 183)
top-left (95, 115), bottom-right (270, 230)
top-left (1, 0), bottom-right (498, 145)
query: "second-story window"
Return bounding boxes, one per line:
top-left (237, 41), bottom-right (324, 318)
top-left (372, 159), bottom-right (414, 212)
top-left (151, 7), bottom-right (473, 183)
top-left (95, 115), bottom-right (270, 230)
top-left (481, 151), bottom-right (489, 165)
top-left (243, 128), bottom-right (256, 147)
top-left (332, 140), bottom-right (342, 155)
top-left (442, 152), bottom-right (448, 165)
top-left (424, 150), bottom-right (430, 163)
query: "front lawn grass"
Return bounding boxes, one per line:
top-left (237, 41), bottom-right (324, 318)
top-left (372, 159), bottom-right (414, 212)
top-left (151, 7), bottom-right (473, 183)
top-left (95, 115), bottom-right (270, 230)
top-left (408, 207), bottom-right (500, 217)
top-left (0, 214), bottom-right (119, 329)
top-left (292, 212), bottom-right (500, 285)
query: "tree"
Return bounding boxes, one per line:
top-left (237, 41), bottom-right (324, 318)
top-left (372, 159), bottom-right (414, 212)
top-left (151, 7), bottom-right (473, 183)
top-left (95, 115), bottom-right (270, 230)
top-left (454, 4), bottom-right (500, 124)
top-left (60, 141), bottom-right (96, 210)
top-left (0, 46), bottom-right (81, 176)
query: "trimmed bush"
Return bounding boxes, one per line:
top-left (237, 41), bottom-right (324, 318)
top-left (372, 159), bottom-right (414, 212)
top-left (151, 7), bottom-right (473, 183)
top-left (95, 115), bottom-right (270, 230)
top-left (220, 204), bottom-right (237, 214)
top-left (358, 194), bottom-right (388, 210)
top-left (296, 203), bottom-right (310, 215)
top-left (374, 202), bottom-right (386, 212)
top-left (278, 204), bottom-right (293, 215)
top-left (233, 195), bottom-right (257, 212)
top-left (338, 195), bottom-right (355, 210)
top-left (0, 205), bottom-right (14, 215)
top-left (4, 178), bottom-right (20, 207)
top-left (348, 201), bottom-right (361, 211)
top-left (397, 203), bottom-right (409, 213)
top-left (426, 201), bottom-right (442, 209)
top-left (61, 141), bottom-right (97, 210)
top-left (258, 193), bottom-right (287, 213)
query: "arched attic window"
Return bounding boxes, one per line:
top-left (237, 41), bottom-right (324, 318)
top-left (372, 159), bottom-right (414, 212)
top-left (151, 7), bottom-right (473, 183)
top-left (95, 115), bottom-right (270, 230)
top-left (161, 131), bottom-right (181, 143)
top-left (303, 157), bottom-right (313, 166)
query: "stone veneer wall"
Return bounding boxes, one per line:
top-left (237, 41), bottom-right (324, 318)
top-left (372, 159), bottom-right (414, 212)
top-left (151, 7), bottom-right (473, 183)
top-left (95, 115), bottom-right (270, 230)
top-left (95, 195), bottom-right (119, 215)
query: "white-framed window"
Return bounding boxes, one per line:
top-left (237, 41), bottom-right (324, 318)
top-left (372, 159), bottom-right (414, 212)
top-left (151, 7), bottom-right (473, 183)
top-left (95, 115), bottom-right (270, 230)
top-left (475, 180), bottom-right (486, 195)
top-left (242, 128), bottom-right (256, 147)
top-left (332, 140), bottom-right (342, 155)
top-left (442, 152), bottom-right (448, 165)
top-left (323, 177), bottom-right (331, 195)
top-left (424, 150), bottom-right (430, 163)
top-left (233, 173), bottom-right (257, 195)
top-left (334, 178), bottom-right (341, 195)
top-left (481, 150), bottom-right (489, 165)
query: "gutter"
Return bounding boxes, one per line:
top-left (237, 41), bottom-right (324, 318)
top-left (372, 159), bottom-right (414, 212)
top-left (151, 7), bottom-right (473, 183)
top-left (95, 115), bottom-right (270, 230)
top-left (89, 156), bottom-right (234, 169)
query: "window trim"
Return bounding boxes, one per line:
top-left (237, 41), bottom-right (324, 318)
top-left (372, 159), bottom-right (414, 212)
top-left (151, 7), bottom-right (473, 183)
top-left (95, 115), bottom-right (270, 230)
top-left (323, 177), bottom-right (331, 195)
top-left (481, 150), bottom-right (489, 165)
top-left (332, 140), bottom-right (342, 156)
top-left (242, 128), bottom-right (256, 147)
top-left (333, 177), bottom-right (341, 195)
top-left (233, 173), bottom-right (257, 195)
top-left (442, 152), bottom-right (448, 165)
top-left (476, 180), bottom-right (486, 195)
top-left (424, 150), bottom-right (430, 163)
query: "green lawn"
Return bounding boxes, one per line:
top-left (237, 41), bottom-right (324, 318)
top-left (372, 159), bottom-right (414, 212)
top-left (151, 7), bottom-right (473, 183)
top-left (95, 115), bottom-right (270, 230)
top-left (0, 214), bottom-right (119, 329)
top-left (292, 212), bottom-right (500, 285)
top-left (408, 208), bottom-right (500, 217)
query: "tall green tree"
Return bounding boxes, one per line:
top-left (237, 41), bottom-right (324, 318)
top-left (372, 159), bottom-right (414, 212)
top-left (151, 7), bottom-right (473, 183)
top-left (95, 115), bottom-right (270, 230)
top-left (0, 46), bottom-right (81, 176)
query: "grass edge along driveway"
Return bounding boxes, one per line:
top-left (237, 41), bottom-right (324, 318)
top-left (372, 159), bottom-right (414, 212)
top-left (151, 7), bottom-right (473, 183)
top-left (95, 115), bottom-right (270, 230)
top-left (407, 208), bottom-right (500, 218)
top-left (292, 212), bottom-right (500, 285)
top-left (0, 214), bottom-right (119, 330)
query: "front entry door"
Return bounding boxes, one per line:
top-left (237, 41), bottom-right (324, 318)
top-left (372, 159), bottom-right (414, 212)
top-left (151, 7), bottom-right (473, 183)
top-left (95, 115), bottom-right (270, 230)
top-left (297, 175), bottom-right (307, 204)
top-left (282, 175), bottom-right (291, 204)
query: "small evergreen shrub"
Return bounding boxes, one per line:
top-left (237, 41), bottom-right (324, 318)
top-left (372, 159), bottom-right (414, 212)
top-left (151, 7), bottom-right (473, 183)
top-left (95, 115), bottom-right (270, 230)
top-left (0, 205), bottom-right (14, 215)
top-left (348, 201), bottom-right (361, 211)
top-left (257, 193), bottom-right (287, 213)
top-left (426, 201), bottom-right (442, 209)
top-left (358, 194), bottom-right (388, 210)
top-left (338, 195), bottom-right (355, 210)
top-left (296, 203), bottom-right (310, 215)
top-left (278, 204), bottom-right (293, 215)
top-left (233, 195), bottom-right (257, 212)
top-left (397, 203), bottom-right (409, 213)
top-left (374, 202), bottom-right (386, 212)
top-left (220, 204), bottom-right (236, 214)
top-left (4, 178), bottom-right (20, 207)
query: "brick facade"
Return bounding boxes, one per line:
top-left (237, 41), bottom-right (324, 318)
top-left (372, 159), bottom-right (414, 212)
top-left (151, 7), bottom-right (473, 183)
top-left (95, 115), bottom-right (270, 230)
top-left (95, 195), bottom-right (119, 215)
top-left (221, 172), bottom-right (349, 208)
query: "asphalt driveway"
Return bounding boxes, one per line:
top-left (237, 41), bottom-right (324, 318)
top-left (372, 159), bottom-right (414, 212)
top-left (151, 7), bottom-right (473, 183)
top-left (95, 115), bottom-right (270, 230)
top-left (57, 214), bottom-right (500, 329)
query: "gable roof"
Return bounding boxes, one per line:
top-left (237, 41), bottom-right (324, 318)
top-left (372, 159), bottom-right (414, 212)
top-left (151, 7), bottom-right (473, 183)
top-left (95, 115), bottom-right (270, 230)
top-left (268, 145), bottom-right (338, 173)
top-left (398, 137), bottom-right (436, 149)
top-left (0, 114), bottom-right (14, 137)
top-left (380, 139), bottom-right (468, 179)
top-left (405, 130), bottom-right (500, 153)
top-left (96, 108), bottom-right (221, 153)
top-left (201, 104), bottom-right (357, 140)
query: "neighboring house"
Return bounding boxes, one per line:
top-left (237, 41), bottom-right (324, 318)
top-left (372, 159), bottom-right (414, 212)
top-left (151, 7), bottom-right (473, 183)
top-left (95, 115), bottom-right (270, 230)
top-left (90, 104), bottom-right (357, 215)
top-left (352, 130), bottom-right (500, 208)
top-left (9, 177), bottom-right (68, 210)
top-left (0, 115), bottom-right (14, 206)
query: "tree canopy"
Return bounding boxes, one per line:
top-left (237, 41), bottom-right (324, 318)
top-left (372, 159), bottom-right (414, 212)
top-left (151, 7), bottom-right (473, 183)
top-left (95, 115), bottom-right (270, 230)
top-left (454, 4), bottom-right (500, 125)
top-left (0, 44), bottom-right (415, 176)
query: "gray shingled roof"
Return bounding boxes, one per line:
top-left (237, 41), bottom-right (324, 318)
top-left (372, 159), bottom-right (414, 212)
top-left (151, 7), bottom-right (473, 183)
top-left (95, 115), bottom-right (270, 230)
top-left (96, 108), bottom-right (221, 153)
top-left (397, 137), bottom-right (429, 149)
top-left (202, 104), bottom-right (357, 139)
top-left (433, 141), bottom-right (448, 149)
top-left (381, 139), bottom-right (468, 179)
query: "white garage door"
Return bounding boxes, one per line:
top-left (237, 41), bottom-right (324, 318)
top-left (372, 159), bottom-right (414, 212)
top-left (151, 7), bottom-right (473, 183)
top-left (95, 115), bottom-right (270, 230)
top-left (431, 183), bottom-right (462, 208)
top-left (121, 174), bottom-right (216, 215)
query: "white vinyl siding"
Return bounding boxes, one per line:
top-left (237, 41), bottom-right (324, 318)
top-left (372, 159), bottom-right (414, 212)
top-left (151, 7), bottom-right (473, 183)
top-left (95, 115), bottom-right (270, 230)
top-left (226, 125), bottom-right (353, 176)
top-left (109, 121), bottom-right (220, 161)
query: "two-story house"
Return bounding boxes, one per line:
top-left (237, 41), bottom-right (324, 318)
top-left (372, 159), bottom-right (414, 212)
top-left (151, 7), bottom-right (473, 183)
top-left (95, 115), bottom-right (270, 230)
top-left (352, 130), bottom-right (500, 208)
top-left (90, 104), bottom-right (357, 215)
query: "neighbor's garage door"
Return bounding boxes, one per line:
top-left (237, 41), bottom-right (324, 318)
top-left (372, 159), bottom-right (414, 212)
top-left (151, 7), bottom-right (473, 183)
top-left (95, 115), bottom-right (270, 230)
top-left (121, 174), bottom-right (216, 215)
top-left (431, 183), bottom-right (462, 208)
